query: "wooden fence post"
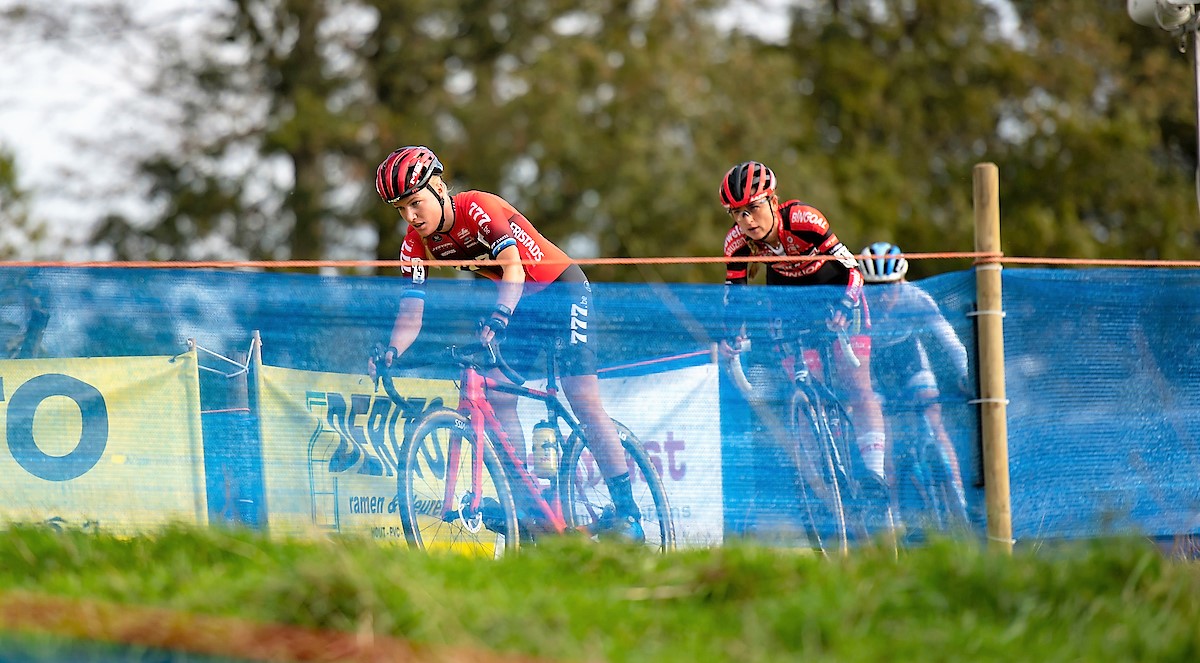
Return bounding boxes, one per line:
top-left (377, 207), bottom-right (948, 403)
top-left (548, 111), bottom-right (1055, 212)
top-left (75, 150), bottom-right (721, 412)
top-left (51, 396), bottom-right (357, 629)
top-left (973, 162), bottom-right (1013, 553)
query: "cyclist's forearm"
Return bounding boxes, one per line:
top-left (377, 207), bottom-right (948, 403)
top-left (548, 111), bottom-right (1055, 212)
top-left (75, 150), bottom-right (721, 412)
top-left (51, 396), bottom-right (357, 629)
top-left (721, 282), bottom-right (750, 340)
top-left (494, 245), bottom-right (526, 313)
top-left (841, 267), bottom-right (864, 308)
top-left (495, 278), bottom-right (524, 315)
top-left (389, 297), bottom-right (425, 357)
top-left (928, 318), bottom-right (969, 378)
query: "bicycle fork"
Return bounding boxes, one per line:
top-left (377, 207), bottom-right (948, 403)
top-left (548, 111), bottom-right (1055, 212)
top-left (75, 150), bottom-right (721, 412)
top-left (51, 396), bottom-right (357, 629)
top-left (437, 371), bottom-right (488, 529)
top-left (460, 368), bottom-right (570, 535)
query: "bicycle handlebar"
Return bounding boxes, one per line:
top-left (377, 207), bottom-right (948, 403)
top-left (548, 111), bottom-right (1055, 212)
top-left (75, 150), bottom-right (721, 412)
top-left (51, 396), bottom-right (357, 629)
top-left (372, 341), bottom-right (527, 405)
top-left (724, 338), bottom-right (755, 397)
top-left (371, 344), bottom-right (406, 404)
top-left (722, 327), bottom-right (860, 397)
top-left (450, 343), bottom-right (527, 386)
top-left (835, 329), bottom-right (861, 369)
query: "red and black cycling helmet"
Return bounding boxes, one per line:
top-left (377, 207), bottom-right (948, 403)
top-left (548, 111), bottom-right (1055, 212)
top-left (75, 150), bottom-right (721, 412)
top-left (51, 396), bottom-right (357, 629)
top-left (719, 161), bottom-right (777, 209)
top-left (375, 146), bottom-right (445, 203)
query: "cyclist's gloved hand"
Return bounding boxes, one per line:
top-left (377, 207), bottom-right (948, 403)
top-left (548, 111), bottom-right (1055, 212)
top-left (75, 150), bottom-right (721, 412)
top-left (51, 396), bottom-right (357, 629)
top-left (719, 335), bottom-right (748, 357)
top-left (483, 314), bottom-right (508, 337)
top-left (718, 320), bottom-right (749, 357)
top-left (479, 304), bottom-right (511, 345)
top-left (368, 344), bottom-right (383, 380)
top-left (368, 343), bottom-right (399, 387)
top-left (826, 296), bottom-right (856, 332)
top-left (956, 372), bottom-right (975, 398)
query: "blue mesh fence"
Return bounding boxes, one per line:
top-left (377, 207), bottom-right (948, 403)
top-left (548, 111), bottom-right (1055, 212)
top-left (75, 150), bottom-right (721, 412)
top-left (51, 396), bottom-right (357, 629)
top-left (1004, 268), bottom-right (1200, 540)
top-left (0, 265), bottom-right (1196, 546)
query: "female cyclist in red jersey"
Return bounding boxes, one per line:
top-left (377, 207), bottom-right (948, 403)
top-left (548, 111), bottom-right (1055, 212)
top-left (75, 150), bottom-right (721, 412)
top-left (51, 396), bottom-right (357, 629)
top-left (369, 145), bottom-right (643, 541)
top-left (719, 160), bottom-right (889, 485)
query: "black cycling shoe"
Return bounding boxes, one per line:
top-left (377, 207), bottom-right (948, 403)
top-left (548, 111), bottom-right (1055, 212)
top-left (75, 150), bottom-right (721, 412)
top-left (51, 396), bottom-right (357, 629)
top-left (855, 471), bottom-right (895, 536)
top-left (589, 507), bottom-right (646, 544)
top-left (478, 497), bottom-right (510, 535)
top-left (859, 471), bottom-right (889, 500)
top-left (477, 497), bottom-right (540, 544)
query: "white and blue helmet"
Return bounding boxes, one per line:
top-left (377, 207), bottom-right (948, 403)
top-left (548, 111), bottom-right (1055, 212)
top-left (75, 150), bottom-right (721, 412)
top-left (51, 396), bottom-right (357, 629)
top-left (858, 241), bottom-right (909, 283)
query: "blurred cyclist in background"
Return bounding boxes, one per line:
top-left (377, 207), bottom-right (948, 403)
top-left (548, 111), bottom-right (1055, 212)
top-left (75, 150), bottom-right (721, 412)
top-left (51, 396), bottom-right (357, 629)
top-left (719, 160), bottom-right (888, 486)
top-left (857, 241), bottom-right (969, 508)
top-left (0, 277), bottom-right (49, 359)
top-left (368, 145), bottom-right (644, 542)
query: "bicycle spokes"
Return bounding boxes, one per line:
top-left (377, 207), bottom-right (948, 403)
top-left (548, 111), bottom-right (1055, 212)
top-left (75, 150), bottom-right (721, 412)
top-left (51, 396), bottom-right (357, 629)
top-left (558, 423), bottom-right (676, 551)
top-left (399, 411), bottom-right (519, 556)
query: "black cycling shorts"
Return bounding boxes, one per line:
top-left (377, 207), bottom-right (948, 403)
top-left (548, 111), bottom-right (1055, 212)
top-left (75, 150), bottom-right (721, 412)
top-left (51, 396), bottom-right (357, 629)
top-left (503, 264), bottom-right (599, 378)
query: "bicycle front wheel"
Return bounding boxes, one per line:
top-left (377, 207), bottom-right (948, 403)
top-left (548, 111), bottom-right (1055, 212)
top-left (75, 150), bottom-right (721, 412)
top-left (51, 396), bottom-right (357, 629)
top-left (558, 419), bottom-right (676, 552)
top-left (398, 409), bottom-right (519, 557)
top-left (790, 388), bottom-right (849, 555)
top-left (889, 406), bottom-right (969, 544)
top-left (916, 436), bottom-right (969, 533)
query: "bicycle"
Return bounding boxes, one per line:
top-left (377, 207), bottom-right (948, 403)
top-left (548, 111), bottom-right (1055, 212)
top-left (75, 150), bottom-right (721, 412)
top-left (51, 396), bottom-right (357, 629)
top-left (726, 331), bottom-right (889, 555)
top-left (885, 389), bottom-right (969, 543)
top-left (375, 342), bottom-right (675, 556)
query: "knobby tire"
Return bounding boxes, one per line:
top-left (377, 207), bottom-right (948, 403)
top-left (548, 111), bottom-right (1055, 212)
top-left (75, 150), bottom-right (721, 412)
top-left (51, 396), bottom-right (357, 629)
top-left (894, 421), bottom-right (968, 542)
top-left (398, 409), bottom-right (520, 556)
top-left (558, 419), bottom-right (676, 552)
top-left (790, 389), bottom-right (849, 556)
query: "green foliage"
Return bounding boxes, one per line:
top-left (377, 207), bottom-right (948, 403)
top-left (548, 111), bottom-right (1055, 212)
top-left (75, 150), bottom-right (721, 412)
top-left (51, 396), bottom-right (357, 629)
top-left (1, 524), bottom-right (1200, 662)
top-left (0, 147), bottom-right (49, 260)
top-left (778, 0), bottom-right (1018, 277)
top-left (12, 0), bottom-right (1190, 277)
top-left (999, 2), bottom-right (1199, 261)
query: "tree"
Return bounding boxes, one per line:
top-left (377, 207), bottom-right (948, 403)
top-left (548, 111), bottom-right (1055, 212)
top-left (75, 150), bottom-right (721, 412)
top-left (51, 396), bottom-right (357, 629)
top-left (96, 0), bottom-right (778, 279)
top-left (4, 0), bottom-right (1193, 278)
top-left (360, 0), bottom-right (752, 283)
top-left (0, 147), bottom-right (50, 260)
top-left (769, 0), bottom-right (1031, 277)
top-left (82, 0), bottom-right (375, 263)
top-left (999, 0), bottom-right (1200, 260)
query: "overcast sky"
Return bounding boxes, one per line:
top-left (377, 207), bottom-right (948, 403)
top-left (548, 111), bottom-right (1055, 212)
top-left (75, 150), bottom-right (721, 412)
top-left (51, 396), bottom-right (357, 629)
top-left (0, 0), bottom-right (221, 257)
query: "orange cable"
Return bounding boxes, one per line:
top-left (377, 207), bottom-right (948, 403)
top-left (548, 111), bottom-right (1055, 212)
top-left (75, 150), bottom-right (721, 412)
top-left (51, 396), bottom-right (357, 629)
top-left (0, 252), bottom-right (995, 269)
top-left (996, 256), bottom-right (1200, 268)
top-left (2, 252), bottom-right (1199, 269)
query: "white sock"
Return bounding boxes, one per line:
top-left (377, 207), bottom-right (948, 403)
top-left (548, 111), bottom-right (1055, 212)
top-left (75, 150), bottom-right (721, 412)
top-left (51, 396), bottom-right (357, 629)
top-left (857, 430), bottom-right (887, 479)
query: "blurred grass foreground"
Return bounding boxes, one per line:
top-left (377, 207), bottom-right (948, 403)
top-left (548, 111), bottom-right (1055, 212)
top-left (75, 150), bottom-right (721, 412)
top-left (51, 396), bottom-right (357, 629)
top-left (0, 524), bottom-right (1198, 662)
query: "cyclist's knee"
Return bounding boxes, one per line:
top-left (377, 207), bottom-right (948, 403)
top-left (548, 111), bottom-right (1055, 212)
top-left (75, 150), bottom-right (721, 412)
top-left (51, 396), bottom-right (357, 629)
top-left (913, 388), bottom-right (940, 406)
top-left (907, 370), bottom-right (939, 401)
top-left (561, 373), bottom-right (602, 402)
top-left (488, 386), bottom-right (518, 409)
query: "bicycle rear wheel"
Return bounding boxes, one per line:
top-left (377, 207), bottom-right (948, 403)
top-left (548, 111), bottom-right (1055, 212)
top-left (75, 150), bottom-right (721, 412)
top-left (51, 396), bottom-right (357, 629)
top-left (918, 437), bottom-right (969, 532)
top-left (893, 425), bottom-right (967, 543)
top-left (398, 409), bottom-right (520, 556)
top-left (558, 419), bottom-right (676, 552)
top-left (790, 389), bottom-right (849, 555)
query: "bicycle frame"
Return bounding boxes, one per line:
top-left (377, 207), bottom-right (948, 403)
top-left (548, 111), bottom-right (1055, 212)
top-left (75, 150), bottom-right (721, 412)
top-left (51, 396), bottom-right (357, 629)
top-left (884, 390), bottom-right (966, 534)
top-left (439, 348), bottom-right (588, 536)
top-left (384, 340), bottom-right (674, 552)
top-left (723, 332), bottom-right (869, 552)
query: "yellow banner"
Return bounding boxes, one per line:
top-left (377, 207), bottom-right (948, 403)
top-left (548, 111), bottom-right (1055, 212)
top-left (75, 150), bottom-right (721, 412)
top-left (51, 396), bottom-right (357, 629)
top-left (0, 353), bottom-right (206, 534)
top-left (256, 365), bottom-right (456, 543)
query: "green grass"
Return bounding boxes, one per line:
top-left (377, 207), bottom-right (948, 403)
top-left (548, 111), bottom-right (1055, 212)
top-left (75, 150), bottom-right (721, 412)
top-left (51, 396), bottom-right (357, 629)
top-left (0, 524), bottom-right (1198, 662)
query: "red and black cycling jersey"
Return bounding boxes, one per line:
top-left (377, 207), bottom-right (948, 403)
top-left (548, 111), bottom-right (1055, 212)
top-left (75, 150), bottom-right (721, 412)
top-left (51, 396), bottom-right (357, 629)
top-left (723, 199), bottom-right (864, 306)
top-left (399, 190), bottom-right (570, 297)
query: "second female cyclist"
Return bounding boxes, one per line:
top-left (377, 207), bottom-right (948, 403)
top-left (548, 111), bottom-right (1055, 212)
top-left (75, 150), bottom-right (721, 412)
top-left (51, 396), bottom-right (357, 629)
top-left (719, 160), bottom-right (889, 487)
